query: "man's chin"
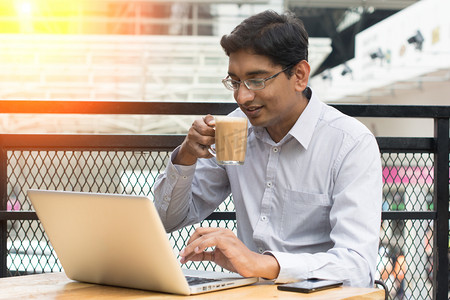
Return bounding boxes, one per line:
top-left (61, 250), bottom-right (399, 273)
top-left (247, 117), bottom-right (266, 128)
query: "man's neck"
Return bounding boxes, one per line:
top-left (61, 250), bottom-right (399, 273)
top-left (266, 96), bottom-right (310, 143)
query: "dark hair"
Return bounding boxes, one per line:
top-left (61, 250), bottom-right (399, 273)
top-left (220, 10), bottom-right (309, 74)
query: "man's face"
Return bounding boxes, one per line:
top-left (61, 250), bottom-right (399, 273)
top-left (227, 50), bottom-right (307, 141)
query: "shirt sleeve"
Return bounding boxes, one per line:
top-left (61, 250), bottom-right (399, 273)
top-left (266, 133), bottom-right (382, 287)
top-left (154, 146), bottom-right (231, 233)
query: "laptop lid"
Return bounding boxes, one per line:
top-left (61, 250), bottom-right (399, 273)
top-left (27, 189), bottom-right (257, 295)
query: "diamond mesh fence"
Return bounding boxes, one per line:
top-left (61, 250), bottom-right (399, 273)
top-left (4, 149), bottom-right (444, 299)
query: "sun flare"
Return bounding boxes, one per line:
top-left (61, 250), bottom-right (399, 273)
top-left (1, 1), bottom-right (106, 34)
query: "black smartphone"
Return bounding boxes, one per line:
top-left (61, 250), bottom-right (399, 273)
top-left (277, 278), bottom-right (343, 293)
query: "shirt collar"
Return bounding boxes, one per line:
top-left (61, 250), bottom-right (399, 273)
top-left (287, 88), bottom-right (323, 150)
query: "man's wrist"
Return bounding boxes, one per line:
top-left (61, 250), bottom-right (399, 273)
top-left (255, 253), bottom-right (280, 280)
top-left (173, 143), bottom-right (197, 166)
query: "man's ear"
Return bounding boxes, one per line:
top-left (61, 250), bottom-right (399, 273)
top-left (293, 60), bottom-right (311, 92)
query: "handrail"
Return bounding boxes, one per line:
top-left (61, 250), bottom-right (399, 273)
top-left (1, 100), bottom-right (450, 118)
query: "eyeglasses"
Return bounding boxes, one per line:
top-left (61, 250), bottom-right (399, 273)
top-left (222, 64), bottom-right (294, 91)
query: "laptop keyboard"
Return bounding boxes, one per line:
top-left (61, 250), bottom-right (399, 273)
top-left (185, 276), bottom-right (221, 286)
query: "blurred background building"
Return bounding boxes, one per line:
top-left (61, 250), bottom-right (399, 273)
top-left (0, 0), bottom-right (448, 135)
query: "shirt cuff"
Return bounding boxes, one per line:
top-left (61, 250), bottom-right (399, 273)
top-left (168, 146), bottom-right (197, 178)
top-left (264, 251), bottom-right (311, 283)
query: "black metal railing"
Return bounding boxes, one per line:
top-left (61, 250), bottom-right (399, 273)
top-left (0, 101), bottom-right (448, 300)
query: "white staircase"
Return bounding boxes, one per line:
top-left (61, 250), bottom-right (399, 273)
top-left (0, 34), bottom-right (330, 133)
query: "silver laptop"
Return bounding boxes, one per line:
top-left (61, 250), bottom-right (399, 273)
top-left (27, 189), bottom-right (257, 295)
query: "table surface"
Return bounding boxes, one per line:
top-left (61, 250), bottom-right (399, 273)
top-left (0, 272), bottom-right (385, 300)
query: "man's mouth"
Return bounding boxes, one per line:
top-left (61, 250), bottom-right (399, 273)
top-left (242, 105), bottom-right (263, 116)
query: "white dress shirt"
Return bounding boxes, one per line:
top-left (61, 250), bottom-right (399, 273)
top-left (154, 91), bottom-right (382, 287)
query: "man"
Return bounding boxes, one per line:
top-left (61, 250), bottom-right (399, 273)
top-left (154, 10), bottom-right (382, 287)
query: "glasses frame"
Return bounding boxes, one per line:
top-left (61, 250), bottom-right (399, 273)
top-left (222, 63), bottom-right (295, 91)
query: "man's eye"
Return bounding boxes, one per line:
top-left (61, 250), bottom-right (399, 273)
top-left (247, 80), bottom-right (264, 87)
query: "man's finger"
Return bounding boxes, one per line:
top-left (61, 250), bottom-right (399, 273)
top-left (185, 227), bottom-right (220, 246)
top-left (181, 250), bottom-right (215, 263)
top-left (203, 114), bottom-right (215, 127)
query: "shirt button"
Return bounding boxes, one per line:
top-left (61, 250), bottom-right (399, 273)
top-left (260, 216), bottom-right (268, 222)
top-left (163, 195), bottom-right (170, 201)
top-left (258, 248), bottom-right (264, 254)
top-left (272, 147), bottom-right (279, 153)
top-left (266, 182), bottom-right (272, 188)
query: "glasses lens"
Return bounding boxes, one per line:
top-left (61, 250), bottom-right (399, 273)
top-left (245, 79), bottom-right (265, 90)
top-left (222, 79), bottom-right (239, 90)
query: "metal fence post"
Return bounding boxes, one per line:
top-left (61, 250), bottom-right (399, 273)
top-left (433, 117), bottom-right (449, 300)
top-left (0, 138), bottom-right (7, 277)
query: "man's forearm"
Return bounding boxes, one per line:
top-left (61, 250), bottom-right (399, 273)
top-left (153, 150), bottom-right (196, 232)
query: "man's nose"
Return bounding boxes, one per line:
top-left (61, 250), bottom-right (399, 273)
top-left (235, 84), bottom-right (255, 104)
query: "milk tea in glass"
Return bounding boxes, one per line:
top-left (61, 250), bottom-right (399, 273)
top-left (213, 116), bottom-right (248, 165)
